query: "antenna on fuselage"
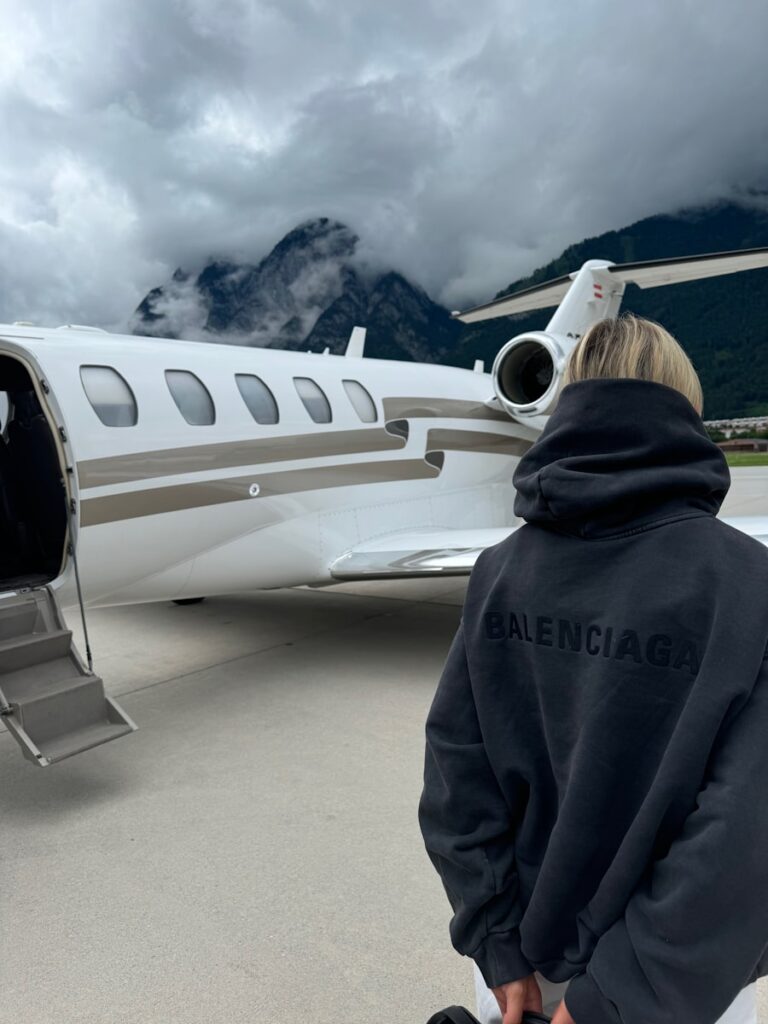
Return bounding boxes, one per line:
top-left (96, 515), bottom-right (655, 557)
top-left (345, 326), bottom-right (367, 358)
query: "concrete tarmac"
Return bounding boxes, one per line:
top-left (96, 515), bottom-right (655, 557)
top-left (2, 469), bottom-right (767, 1024)
top-left (720, 467), bottom-right (768, 517)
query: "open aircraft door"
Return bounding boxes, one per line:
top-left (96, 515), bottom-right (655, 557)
top-left (0, 338), bottom-right (135, 765)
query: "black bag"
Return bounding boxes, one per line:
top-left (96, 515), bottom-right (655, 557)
top-left (426, 1008), bottom-right (551, 1024)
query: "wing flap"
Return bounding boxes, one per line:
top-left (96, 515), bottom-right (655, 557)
top-left (329, 526), bottom-right (520, 580)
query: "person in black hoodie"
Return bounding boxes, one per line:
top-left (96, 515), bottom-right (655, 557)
top-left (418, 314), bottom-right (768, 1024)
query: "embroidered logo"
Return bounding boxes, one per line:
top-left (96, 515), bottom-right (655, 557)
top-left (483, 611), bottom-right (701, 676)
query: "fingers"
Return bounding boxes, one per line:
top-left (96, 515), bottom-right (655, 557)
top-left (525, 975), bottom-right (543, 1014)
top-left (492, 986), bottom-right (507, 1015)
top-left (491, 982), bottom-right (523, 1024)
top-left (490, 975), bottom-right (546, 1024)
top-left (502, 1000), bottom-right (522, 1024)
top-left (550, 997), bottom-right (576, 1024)
top-left (501, 988), bottom-right (524, 1024)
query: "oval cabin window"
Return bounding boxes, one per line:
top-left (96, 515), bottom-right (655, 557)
top-left (293, 377), bottom-right (332, 424)
top-left (342, 379), bottom-right (377, 423)
top-left (165, 370), bottom-right (215, 426)
top-left (80, 365), bottom-right (138, 427)
top-left (236, 374), bottom-right (279, 425)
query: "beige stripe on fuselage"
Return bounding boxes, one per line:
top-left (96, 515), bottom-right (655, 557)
top-left (80, 458), bottom-right (441, 527)
top-left (426, 428), bottom-right (533, 457)
top-left (77, 426), bottom-right (407, 488)
top-left (76, 398), bottom-right (526, 527)
top-left (382, 397), bottom-right (509, 421)
top-left (77, 399), bottom-right (517, 490)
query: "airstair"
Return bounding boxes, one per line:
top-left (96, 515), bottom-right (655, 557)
top-left (0, 586), bottom-right (135, 766)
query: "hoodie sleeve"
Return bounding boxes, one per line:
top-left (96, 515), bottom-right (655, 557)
top-left (418, 617), bottom-right (533, 989)
top-left (565, 657), bottom-right (768, 1024)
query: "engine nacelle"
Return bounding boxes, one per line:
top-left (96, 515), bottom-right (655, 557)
top-left (491, 331), bottom-right (572, 419)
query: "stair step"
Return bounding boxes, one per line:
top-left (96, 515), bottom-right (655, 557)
top-left (16, 676), bottom-right (108, 744)
top-left (0, 586), bottom-right (136, 767)
top-left (42, 714), bottom-right (135, 764)
top-left (0, 601), bottom-right (43, 642)
top-left (3, 714), bottom-right (136, 766)
top-left (0, 630), bottom-right (73, 674)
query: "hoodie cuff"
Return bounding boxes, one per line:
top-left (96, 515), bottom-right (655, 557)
top-left (565, 969), bottom-right (622, 1024)
top-left (473, 929), bottom-right (534, 989)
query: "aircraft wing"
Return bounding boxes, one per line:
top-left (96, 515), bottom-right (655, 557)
top-left (329, 526), bottom-right (521, 579)
top-left (329, 516), bottom-right (768, 580)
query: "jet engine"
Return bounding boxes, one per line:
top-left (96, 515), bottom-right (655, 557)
top-left (458, 247), bottom-right (768, 421)
top-left (491, 331), bottom-right (573, 419)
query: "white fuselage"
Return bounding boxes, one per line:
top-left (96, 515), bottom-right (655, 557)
top-left (0, 325), bottom-right (537, 609)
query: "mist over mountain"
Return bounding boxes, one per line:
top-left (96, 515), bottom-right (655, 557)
top-left (134, 203), bottom-right (768, 419)
top-left (133, 217), bottom-right (460, 363)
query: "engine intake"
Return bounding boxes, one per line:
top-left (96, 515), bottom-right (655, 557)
top-left (492, 331), bottom-right (569, 418)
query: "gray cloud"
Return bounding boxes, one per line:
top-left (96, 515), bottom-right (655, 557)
top-left (1, 0), bottom-right (767, 330)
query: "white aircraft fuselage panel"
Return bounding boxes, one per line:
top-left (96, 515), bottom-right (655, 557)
top-left (0, 327), bottom-right (535, 608)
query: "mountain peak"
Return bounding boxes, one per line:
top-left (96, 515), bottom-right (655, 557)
top-left (270, 217), bottom-right (358, 262)
top-left (132, 216), bottom-right (455, 357)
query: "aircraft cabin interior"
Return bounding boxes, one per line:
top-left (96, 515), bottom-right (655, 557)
top-left (0, 355), bottom-right (68, 591)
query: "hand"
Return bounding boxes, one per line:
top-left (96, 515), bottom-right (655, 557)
top-left (551, 997), bottom-right (577, 1024)
top-left (491, 973), bottom-right (542, 1024)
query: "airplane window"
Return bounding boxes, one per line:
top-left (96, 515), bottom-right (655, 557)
top-left (293, 377), bottom-right (332, 424)
top-left (80, 365), bottom-right (138, 427)
top-left (236, 374), bottom-right (279, 425)
top-left (342, 379), bottom-right (377, 423)
top-left (165, 370), bottom-right (215, 426)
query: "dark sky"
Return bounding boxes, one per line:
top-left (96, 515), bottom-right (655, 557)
top-left (1, 0), bottom-right (767, 329)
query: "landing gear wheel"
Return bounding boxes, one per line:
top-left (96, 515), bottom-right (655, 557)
top-left (173, 597), bottom-right (205, 606)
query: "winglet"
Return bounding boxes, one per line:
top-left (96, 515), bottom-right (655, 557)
top-left (345, 326), bottom-right (367, 358)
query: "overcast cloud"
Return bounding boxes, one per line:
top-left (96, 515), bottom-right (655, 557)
top-left (1, 0), bottom-right (767, 330)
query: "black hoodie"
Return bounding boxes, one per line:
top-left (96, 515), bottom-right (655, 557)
top-left (418, 377), bottom-right (768, 1024)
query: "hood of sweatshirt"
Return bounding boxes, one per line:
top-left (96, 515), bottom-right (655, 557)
top-left (512, 377), bottom-right (731, 539)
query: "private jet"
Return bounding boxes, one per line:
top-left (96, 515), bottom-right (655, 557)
top-left (1, 247), bottom-right (767, 767)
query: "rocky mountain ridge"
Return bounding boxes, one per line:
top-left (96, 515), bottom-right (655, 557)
top-left (134, 217), bottom-right (460, 363)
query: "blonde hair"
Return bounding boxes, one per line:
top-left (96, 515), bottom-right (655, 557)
top-left (562, 313), bottom-right (704, 416)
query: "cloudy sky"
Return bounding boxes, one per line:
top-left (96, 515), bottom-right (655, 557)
top-left (1, 0), bottom-right (767, 330)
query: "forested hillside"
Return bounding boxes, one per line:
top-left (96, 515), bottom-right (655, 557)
top-left (450, 203), bottom-right (768, 419)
